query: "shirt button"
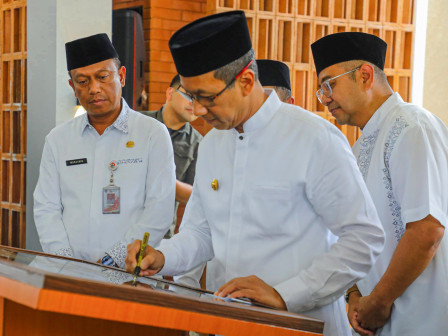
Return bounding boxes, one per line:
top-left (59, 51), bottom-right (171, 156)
top-left (239, 136), bottom-right (244, 140)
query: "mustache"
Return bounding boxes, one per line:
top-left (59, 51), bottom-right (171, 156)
top-left (89, 96), bottom-right (107, 103)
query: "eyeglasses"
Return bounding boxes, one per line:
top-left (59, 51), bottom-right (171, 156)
top-left (316, 66), bottom-right (361, 105)
top-left (175, 87), bottom-right (194, 103)
top-left (179, 60), bottom-right (254, 107)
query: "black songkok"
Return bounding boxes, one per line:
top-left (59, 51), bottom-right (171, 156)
top-left (169, 10), bottom-right (252, 77)
top-left (257, 60), bottom-right (291, 91)
top-left (311, 32), bottom-right (387, 76)
top-left (65, 33), bottom-right (119, 71)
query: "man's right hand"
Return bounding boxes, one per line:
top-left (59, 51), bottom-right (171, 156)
top-left (125, 239), bottom-right (165, 276)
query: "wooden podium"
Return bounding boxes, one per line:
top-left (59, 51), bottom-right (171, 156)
top-left (0, 246), bottom-right (323, 336)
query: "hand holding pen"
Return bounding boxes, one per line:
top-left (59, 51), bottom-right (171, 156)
top-left (125, 235), bottom-right (165, 277)
top-left (131, 232), bottom-right (150, 286)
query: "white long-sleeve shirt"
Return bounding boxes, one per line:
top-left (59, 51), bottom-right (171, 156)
top-left (34, 99), bottom-right (175, 267)
top-left (158, 90), bottom-right (385, 336)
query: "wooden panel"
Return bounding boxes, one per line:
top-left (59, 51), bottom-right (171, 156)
top-left (292, 69), bottom-right (309, 110)
top-left (240, 0), bottom-right (255, 11)
top-left (297, 0), bottom-right (312, 16)
top-left (384, 0), bottom-right (399, 23)
top-left (295, 20), bottom-right (311, 64)
top-left (4, 300), bottom-right (182, 336)
top-left (349, 0), bottom-right (365, 21)
top-left (256, 15), bottom-right (275, 59)
top-left (276, 18), bottom-right (293, 62)
top-left (333, 0), bottom-right (347, 19)
top-left (401, 0), bottom-right (414, 24)
top-left (398, 76), bottom-right (411, 102)
top-left (278, 0), bottom-right (293, 15)
top-left (367, 0), bottom-right (381, 21)
top-left (218, 0), bottom-right (235, 9)
top-left (383, 29), bottom-right (397, 69)
top-left (260, 0), bottom-right (274, 13)
top-left (0, 298), bottom-right (4, 336)
top-left (0, 0), bottom-right (26, 248)
top-left (315, 0), bottom-right (330, 18)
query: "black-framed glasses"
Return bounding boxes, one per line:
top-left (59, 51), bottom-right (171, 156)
top-left (179, 60), bottom-right (254, 107)
top-left (175, 87), bottom-right (194, 103)
top-left (316, 66), bottom-right (361, 105)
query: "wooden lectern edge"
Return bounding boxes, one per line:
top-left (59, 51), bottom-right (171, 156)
top-left (41, 272), bottom-right (323, 333)
top-left (0, 275), bottom-right (320, 336)
top-left (37, 286), bottom-right (318, 336)
top-left (0, 276), bottom-right (41, 308)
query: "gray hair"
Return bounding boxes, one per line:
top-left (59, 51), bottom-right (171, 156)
top-left (213, 49), bottom-right (258, 86)
top-left (341, 60), bottom-right (387, 83)
top-left (273, 86), bottom-right (292, 102)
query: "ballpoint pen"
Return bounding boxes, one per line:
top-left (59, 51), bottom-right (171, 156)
top-left (132, 232), bottom-right (149, 286)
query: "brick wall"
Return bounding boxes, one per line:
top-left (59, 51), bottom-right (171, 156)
top-left (112, 1), bottom-right (204, 104)
top-left (113, 0), bottom-right (210, 134)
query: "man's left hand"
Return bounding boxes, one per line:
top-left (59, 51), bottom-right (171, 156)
top-left (357, 295), bottom-right (392, 331)
top-left (215, 275), bottom-right (287, 310)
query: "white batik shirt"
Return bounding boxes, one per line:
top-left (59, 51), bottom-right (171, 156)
top-left (353, 93), bottom-right (448, 336)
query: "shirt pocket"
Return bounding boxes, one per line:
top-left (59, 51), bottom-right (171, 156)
top-left (246, 184), bottom-right (295, 236)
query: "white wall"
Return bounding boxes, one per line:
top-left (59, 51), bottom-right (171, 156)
top-left (422, 0), bottom-right (448, 125)
top-left (26, 0), bottom-right (112, 251)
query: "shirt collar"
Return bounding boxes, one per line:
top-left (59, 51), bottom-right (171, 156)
top-left (80, 98), bottom-right (130, 135)
top-left (361, 92), bottom-right (403, 136)
top-left (239, 89), bottom-right (281, 133)
top-left (154, 106), bottom-right (165, 123)
top-left (159, 105), bottom-right (190, 135)
top-left (171, 123), bottom-right (190, 135)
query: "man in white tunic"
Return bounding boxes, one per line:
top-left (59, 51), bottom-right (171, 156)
top-left (175, 59), bottom-right (294, 289)
top-left (126, 12), bottom-right (385, 336)
top-left (311, 32), bottom-right (448, 336)
top-left (34, 34), bottom-right (175, 268)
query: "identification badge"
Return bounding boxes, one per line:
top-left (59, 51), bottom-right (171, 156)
top-left (103, 161), bottom-right (120, 214)
top-left (103, 185), bottom-right (120, 214)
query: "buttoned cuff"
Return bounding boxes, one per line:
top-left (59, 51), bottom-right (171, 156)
top-left (107, 240), bottom-right (128, 269)
top-left (156, 239), bottom-right (179, 276)
top-left (274, 275), bottom-right (315, 313)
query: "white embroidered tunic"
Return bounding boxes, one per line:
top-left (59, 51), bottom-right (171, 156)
top-left (353, 93), bottom-right (448, 336)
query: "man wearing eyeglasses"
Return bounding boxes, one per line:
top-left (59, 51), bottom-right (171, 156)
top-left (141, 74), bottom-right (203, 238)
top-left (312, 32), bottom-right (448, 336)
top-left (126, 12), bottom-right (385, 336)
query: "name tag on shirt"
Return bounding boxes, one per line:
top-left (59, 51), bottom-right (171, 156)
top-left (66, 158), bottom-right (88, 166)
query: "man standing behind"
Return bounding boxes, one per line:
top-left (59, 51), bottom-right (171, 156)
top-left (312, 32), bottom-right (448, 336)
top-left (34, 33), bottom-right (175, 268)
top-left (141, 74), bottom-right (202, 237)
top-left (126, 11), bottom-right (385, 336)
top-left (257, 59), bottom-right (294, 104)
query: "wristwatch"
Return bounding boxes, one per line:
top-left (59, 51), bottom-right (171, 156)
top-left (345, 289), bottom-right (360, 303)
top-left (101, 254), bottom-right (117, 267)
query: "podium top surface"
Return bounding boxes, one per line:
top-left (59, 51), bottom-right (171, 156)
top-left (0, 246), bottom-right (324, 335)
